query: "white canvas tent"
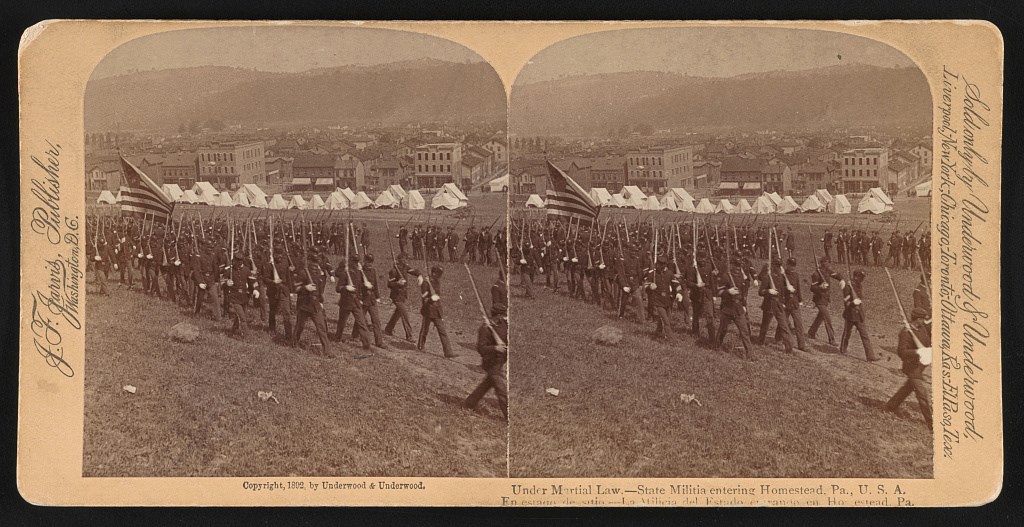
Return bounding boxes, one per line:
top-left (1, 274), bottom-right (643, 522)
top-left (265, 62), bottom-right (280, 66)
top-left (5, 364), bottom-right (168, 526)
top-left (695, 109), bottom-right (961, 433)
top-left (660, 194), bottom-right (679, 211)
top-left (96, 190), bottom-right (117, 204)
top-left (435, 183), bottom-right (469, 208)
top-left (858, 195), bottom-right (888, 214)
top-left (374, 190), bottom-right (399, 209)
top-left (915, 179), bottom-right (932, 197)
top-left (620, 185), bottom-right (647, 208)
top-left (309, 194), bottom-right (326, 209)
top-left (763, 192), bottom-right (783, 207)
top-left (695, 198), bottom-right (716, 214)
top-left (250, 194), bottom-right (268, 208)
top-left (800, 194), bottom-right (826, 212)
top-left (178, 189), bottom-right (200, 204)
top-left (192, 181), bottom-right (219, 199)
top-left (487, 174), bottom-right (509, 193)
top-left (814, 188), bottom-right (834, 205)
top-left (351, 191), bottom-right (374, 209)
top-left (288, 195), bottom-right (308, 210)
top-left (715, 198), bottom-right (735, 214)
top-left (827, 194), bottom-right (852, 214)
top-left (608, 193), bottom-right (627, 208)
top-left (404, 189), bottom-right (426, 210)
top-left (642, 196), bottom-right (663, 211)
top-left (668, 188), bottom-right (695, 207)
top-left (387, 184), bottom-right (408, 201)
top-left (752, 195), bottom-right (775, 214)
top-left (431, 192), bottom-right (461, 210)
top-left (589, 187), bottom-right (613, 206)
top-left (337, 187), bottom-right (357, 203)
top-left (161, 184), bottom-right (184, 202)
top-left (325, 192), bottom-right (349, 210)
top-left (776, 196), bottom-right (800, 214)
top-left (736, 198), bottom-right (753, 213)
top-left (232, 190), bottom-right (252, 207)
top-left (214, 192), bottom-right (235, 207)
top-left (241, 183), bottom-right (268, 204)
top-left (867, 187), bottom-right (894, 207)
top-left (268, 194), bottom-right (288, 210)
top-left (525, 194), bottom-right (546, 208)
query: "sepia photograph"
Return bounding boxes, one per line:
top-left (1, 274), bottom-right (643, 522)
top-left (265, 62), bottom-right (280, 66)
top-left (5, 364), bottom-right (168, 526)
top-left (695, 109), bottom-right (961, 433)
top-left (81, 26), bottom-right (510, 478)
top-left (508, 27), bottom-right (935, 479)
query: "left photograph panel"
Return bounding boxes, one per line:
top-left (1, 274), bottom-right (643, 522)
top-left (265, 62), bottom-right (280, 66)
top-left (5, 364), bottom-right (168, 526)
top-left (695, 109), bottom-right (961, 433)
top-left (81, 26), bottom-right (510, 478)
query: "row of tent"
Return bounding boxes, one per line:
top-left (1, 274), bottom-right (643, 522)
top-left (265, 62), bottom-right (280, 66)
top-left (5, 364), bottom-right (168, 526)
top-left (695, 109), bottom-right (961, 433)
top-left (97, 182), bottom-right (471, 211)
top-left (525, 186), bottom-right (895, 215)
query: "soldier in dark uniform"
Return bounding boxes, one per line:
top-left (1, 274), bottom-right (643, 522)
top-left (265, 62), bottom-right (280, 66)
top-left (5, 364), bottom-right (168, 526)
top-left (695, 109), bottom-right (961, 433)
top-left (463, 303), bottom-right (508, 420)
top-left (477, 227), bottom-right (491, 265)
top-left (491, 270), bottom-right (508, 312)
top-left (359, 222), bottom-right (371, 253)
top-left (332, 255), bottom-right (372, 350)
top-left (884, 307), bottom-right (932, 428)
top-left (871, 231), bottom-right (884, 266)
top-left (544, 239), bottom-right (562, 291)
top-left (777, 257), bottom-right (807, 351)
top-left (384, 256), bottom-right (414, 341)
top-left (360, 254), bottom-right (387, 349)
top-left (93, 238), bottom-right (115, 295)
top-left (840, 270), bottom-right (880, 361)
top-left (716, 255), bottom-right (754, 359)
top-left (822, 229), bottom-right (834, 262)
top-left (293, 259), bottom-right (333, 358)
top-left (411, 225), bottom-right (423, 260)
top-left (913, 273), bottom-right (931, 312)
top-left (225, 255), bottom-right (250, 337)
top-left (686, 254), bottom-right (716, 342)
top-left (647, 256), bottom-right (675, 339)
top-left (886, 231), bottom-right (903, 268)
top-left (418, 266), bottom-right (456, 358)
top-left (398, 224), bottom-right (409, 256)
top-left (784, 226), bottom-right (796, 260)
top-left (265, 242), bottom-right (293, 342)
top-left (462, 226), bottom-right (477, 264)
top-left (755, 260), bottom-right (795, 353)
top-left (807, 259), bottom-right (840, 346)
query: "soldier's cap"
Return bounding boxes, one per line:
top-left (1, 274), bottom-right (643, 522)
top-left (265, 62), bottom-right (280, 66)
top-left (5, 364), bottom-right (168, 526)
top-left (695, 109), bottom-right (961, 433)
top-left (911, 307), bottom-right (929, 320)
top-left (364, 253), bottom-right (374, 264)
top-left (656, 255), bottom-right (667, 264)
top-left (490, 303), bottom-right (507, 317)
top-left (430, 265), bottom-right (443, 276)
top-left (349, 255), bottom-right (361, 264)
top-left (786, 257), bottom-right (797, 266)
top-left (853, 270), bottom-right (866, 279)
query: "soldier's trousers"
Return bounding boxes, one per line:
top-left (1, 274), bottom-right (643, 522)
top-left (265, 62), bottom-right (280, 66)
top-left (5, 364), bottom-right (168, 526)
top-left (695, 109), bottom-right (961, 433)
top-left (294, 307), bottom-right (331, 354)
top-left (885, 376), bottom-right (932, 427)
top-left (717, 310), bottom-right (754, 358)
top-left (808, 303), bottom-right (836, 343)
top-left (418, 316), bottom-right (454, 357)
top-left (465, 360), bottom-right (508, 420)
top-left (385, 301), bottom-right (413, 339)
top-left (95, 268), bottom-right (110, 294)
top-left (520, 269), bottom-right (534, 298)
top-left (268, 291), bottom-right (293, 340)
top-left (691, 295), bottom-right (715, 341)
top-left (363, 302), bottom-right (385, 347)
top-left (776, 307), bottom-right (807, 350)
top-left (120, 262), bottom-right (133, 286)
top-left (629, 288), bottom-right (647, 323)
top-left (227, 302), bottom-right (246, 336)
top-left (335, 307), bottom-right (371, 349)
top-left (840, 319), bottom-right (878, 360)
top-left (147, 267), bottom-right (160, 296)
top-left (650, 304), bottom-right (672, 338)
top-left (197, 283), bottom-right (223, 320)
top-left (546, 266), bottom-right (559, 291)
top-left (757, 305), bottom-right (794, 352)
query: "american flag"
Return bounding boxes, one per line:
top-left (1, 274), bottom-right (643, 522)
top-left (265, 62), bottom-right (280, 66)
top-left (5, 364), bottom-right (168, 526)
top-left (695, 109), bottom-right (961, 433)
top-left (119, 156), bottom-right (174, 221)
top-left (544, 160), bottom-right (600, 225)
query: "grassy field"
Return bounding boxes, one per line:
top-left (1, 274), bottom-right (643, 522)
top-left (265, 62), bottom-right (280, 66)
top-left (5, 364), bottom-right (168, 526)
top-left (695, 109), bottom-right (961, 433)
top-left (83, 193), bottom-right (509, 477)
top-left (509, 196), bottom-right (933, 478)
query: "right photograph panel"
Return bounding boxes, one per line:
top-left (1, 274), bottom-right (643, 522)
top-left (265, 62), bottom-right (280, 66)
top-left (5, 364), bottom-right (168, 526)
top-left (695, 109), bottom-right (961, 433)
top-left (508, 27), bottom-right (935, 478)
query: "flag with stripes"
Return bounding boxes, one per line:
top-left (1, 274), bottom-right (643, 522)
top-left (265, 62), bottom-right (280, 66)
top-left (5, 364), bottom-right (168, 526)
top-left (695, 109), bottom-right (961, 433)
top-left (544, 160), bottom-right (600, 225)
top-left (119, 156), bottom-right (174, 220)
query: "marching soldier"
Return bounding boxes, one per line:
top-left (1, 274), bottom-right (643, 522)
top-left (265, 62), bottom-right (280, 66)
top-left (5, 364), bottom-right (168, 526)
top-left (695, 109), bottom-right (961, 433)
top-left (384, 256), bottom-right (414, 341)
top-left (840, 270), bottom-right (881, 361)
top-left (755, 259), bottom-right (795, 353)
top-left (715, 255), bottom-right (755, 359)
top-left (225, 255), bottom-right (250, 337)
top-left (777, 257), bottom-right (807, 351)
top-left (332, 255), bottom-right (372, 351)
top-left (647, 256), bottom-right (675, 339)
top-left (884, 307), bottom-right (932, 428)
top-left (265, 241), bottom-right (293, 342)
top-left (418, 266), bottom-right (456, 358)
top-left (360, 254), bottom-right (387, 349)
top-left (464, 303), bottom-right (508, 421)
top-left (293, 259), bottom-right (334, 358)
top-left (807, 259), bottom-right (840, 346)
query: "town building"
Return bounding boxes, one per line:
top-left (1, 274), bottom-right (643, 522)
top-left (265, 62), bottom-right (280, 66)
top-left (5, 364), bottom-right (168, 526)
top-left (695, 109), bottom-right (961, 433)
top-left (197, 141), bottom-right (267, 190)
top-left (291, 153), bottom-right (336, 191)
top-left (414, 143), bottom-right (462, 189)
top-left (588, 156), bottom-right (627, 193)
top-left (626, 145), bottom-right (694, 193)
top-left (838, 146), bottom-right (889, 194)
top-left (718, 156), bottom-right (765, 195)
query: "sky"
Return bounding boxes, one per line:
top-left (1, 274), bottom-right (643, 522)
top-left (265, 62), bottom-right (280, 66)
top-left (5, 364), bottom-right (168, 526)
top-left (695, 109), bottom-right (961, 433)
top-left (515, 26), bottom-right (917, 85)
top-left (90, 26), bottom-right (485, 80)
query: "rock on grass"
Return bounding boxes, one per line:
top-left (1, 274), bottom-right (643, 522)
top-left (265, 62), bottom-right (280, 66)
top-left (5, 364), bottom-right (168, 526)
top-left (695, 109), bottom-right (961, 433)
top-left (168, 322), bottom-right (201, 344)
top-left (591, 325), bottom-right (624, 346)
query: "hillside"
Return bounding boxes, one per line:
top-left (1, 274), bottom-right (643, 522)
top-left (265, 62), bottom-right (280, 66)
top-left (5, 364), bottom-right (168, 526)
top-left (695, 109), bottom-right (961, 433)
top-left (510, 65), bottom-right (931, 136)
top-left (84, 60), bottom-right (506, 132)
